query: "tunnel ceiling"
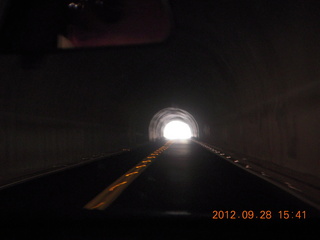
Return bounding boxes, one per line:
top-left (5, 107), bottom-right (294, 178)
top-left (1, 0), bottom-right (319, 130)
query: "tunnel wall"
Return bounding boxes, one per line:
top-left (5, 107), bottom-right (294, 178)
top-left (193, 0), bottom-right (320, 180)
top-left (204, 81), bottom-right (320, 177)
top-left (0, 53), bottom-right (143, 186)
top-left (0, 111), bottom-right (129, 185)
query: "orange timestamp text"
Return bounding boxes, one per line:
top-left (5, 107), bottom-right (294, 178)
top-left (212, 210), bottom-right (307, 220)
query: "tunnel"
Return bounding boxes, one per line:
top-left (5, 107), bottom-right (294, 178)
top-left (148, 107), bottom-right (199, 141)
top-left (0, 0), bottom-right (319, 208)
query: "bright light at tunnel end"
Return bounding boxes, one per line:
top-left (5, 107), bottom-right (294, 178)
top-left (163, 121), bottom-right (192, 140)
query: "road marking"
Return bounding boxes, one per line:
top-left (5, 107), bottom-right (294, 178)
top-left (141, 160), bottom-right (152, 163)
top-left (109, 181), bottom-right (128, 191)
top-left (84, 141), bottom-right (173, 210)
top-left (135, 165), bottom-right (147, 169)
top-left (125, 172), bottom-right (139, 177)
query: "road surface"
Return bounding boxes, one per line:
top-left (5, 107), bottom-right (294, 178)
top-left (0, 140), bottom-right (318, 238)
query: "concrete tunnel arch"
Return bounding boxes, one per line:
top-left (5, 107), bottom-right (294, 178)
top-left (149, 107), bottom-right (199, 141)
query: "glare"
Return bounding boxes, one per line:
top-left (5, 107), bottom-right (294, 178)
top-left (163, 121), bottom-right (192, 139)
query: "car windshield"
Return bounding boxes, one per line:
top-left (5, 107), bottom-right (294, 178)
top-left (0, 0), bottom-right (320, 238)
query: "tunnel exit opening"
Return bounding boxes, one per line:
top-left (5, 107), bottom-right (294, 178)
top-left (149, 107), bottom-right (199, 141)
top-left (163, 121), bottom-right (192, 139)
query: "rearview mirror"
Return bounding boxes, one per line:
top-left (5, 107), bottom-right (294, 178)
top-left (58, 0), bottom-right (172, 49)
top-left (0, 0), bottom-right (172, 53)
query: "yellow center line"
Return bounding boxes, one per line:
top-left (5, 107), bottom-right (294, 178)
top-left (135, 164), bottom-right (147, 169)
top-left (91, 202), bottom-right (106, 209)
top-left (141, 160), bottom-right (152, 163)
top-left (109, 181), bottom-right (127, 191)
top-left (83, 141), bottom-right (173, 211)
top-left (125, 172), bottom-right (139, 177)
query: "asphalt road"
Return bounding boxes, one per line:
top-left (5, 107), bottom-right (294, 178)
top-left (103, 140), bottom-right (320, 218)
top-left (0, 140), bottom-right (319, 238)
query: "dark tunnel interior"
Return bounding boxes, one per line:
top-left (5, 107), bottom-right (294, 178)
top-left (0, 0), bottom-right (320, 209)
